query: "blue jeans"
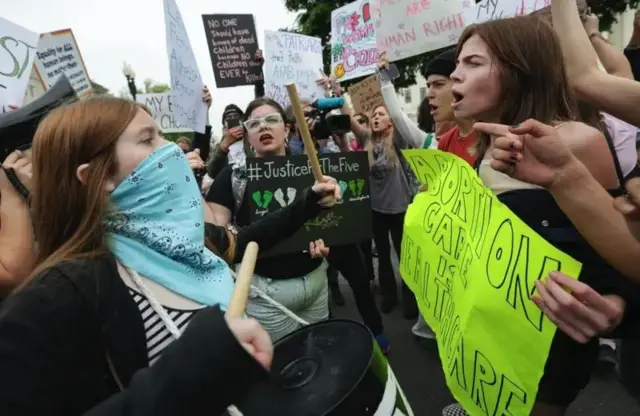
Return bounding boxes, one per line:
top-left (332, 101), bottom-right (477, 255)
top-left (246, 261), bottom-right (329, 342)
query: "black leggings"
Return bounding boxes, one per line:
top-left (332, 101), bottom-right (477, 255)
top-left (327, 244), bottom-right (384, 336)
top-left (372, 210), bottom-right (405, 301)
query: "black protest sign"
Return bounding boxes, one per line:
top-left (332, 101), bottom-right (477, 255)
top-left (246, 152), bottom-right (372, 257)
top-left (202, 14), bottom-right (263, 88)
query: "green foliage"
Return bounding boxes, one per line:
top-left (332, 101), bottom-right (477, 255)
top-left (164, 132), bottom-right (194, 142)
top-left (592, 0), bottom-right (640, 30)
top-left (90, 81), bottom-right (111, 96)
top-left (281, 0), bottom-right (640, 90)
top-left (141, 78), bottom-right (171, 94)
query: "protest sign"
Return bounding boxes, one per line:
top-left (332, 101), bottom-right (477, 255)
top-left (164, 0), bottom-right (207, 134)
top-left (137, 93), bottom-right (190, 133)
top-left (33, 29), bottom-right (92, 98)
top-left (372, 0), bottom-right (474, 62)
top-left (202, 14), bottom-right (263, 88)
top-left (347, 73), bottom-right (383, 114)
top-left (263, 30), bottom-right (325, 108)
top-left (330, 0), bottom-right (378, 82)
top-left (399, 149), bottom-right (582, 416)
top-left (0, 18), bottom-right (39, 112)
top-left (464, 0), bottom-right (550, 25)
top-left (246, 152), bottom-right (372, 256)
top-left (22, 66), bottom-right (47, 105)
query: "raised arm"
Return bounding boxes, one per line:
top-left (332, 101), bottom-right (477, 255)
top-left (583, 14), bottom-right (633, 79)
top-left (206, 189), bottom-right (323, 264)
top-left (552, 0), bottom-right (640, 126)
top-left (0, 155), bottom-right (35, 291)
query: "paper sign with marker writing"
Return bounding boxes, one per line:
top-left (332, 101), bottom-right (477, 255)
top-left (464, 0), bottom-right (550, 25)
top-left (372, 0), bottom-right (473, 62)
top-left (34, 29), bottom-right (92, 98)
top-left (331, 0), bottom-right (378, 82)
top-left (347, 73), bottom-right (384, 114)
top-left (399, 149), bottom-right (582, 416)
top-left (164, 0), bottom-right (207, 134)
top-left (264, 30), bottom-right (325, 108)
top-left (137, 93), bottom-right (191, 133)
top-left (0, 18), bottom-right (39, 112)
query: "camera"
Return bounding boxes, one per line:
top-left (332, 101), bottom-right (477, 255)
top-left (304, 97), bottom-right (351, 140)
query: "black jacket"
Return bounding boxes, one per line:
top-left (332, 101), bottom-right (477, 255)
top-left (0, 189), bottom-right (321, 415)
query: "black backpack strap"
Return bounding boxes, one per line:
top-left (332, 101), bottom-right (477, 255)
top-left (602, 124), bottom-right (626, 188)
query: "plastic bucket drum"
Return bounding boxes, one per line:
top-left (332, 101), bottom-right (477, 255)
top-left (237, 319), bottom-right (413, 416)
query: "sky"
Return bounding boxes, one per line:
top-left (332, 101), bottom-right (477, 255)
top-left (2, 0), bottom-right (299, 135)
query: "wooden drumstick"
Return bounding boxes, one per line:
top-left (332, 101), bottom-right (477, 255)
top-left (285, 83), bottom-right (324, 183)
top-left (226, 242), bottom-right (259, 318)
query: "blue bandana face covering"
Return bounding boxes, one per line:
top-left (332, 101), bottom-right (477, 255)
top-left (103, 142), bottom-right (234, 309)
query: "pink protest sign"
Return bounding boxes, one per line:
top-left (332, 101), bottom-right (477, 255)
top-left (373, 0), bottom-right (473, 62)
top-left (331, 0), bottom-right (378, 82)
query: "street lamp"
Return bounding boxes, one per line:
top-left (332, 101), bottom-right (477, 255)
top-left (122, 61), bottom-right (138, 101)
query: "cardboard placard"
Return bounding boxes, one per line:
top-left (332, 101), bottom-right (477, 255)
top-left (347, 73), bottom-right (383, 115)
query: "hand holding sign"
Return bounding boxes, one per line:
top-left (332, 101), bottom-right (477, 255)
top-left (311, 175), bottom-right (341, 208)
top-left (474, 119), bottom-right (578, 190)
top-left (532, 272), bottom-right (624, 344)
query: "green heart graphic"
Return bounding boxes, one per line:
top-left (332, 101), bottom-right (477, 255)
top-left (262, 191), bottom-right (274, 208)
top-left (252, 191), bottom-right (263, 208)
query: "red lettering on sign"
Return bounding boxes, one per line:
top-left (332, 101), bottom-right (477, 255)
top-left (423, 13), bottom-right (464, 36)
top-left (406, 0), bottom-right (431, 15)
top-left (382, 29), bottom-right (417, 48)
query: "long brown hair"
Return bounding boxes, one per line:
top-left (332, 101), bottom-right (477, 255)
top-left (365, 104), bottom-right (398, 167)
top-left (456, 15), bottom-right (578, 156)
top-left (27, 98), bottom-right (145, 283)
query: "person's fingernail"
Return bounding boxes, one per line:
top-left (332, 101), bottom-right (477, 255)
top-left (510, 124), bottom-right (519, 129)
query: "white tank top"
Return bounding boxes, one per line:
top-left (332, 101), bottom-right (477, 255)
top-left (479, 122), bottom-right (579, 195)
top-left (479, 158), bottom-right (543, 196)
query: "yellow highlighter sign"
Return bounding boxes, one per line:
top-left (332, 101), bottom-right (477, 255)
top-left (399, 150), bottom-right (582, 416)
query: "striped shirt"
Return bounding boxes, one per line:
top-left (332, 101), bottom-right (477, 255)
top-left (129, 288), bottom-right (196, 365)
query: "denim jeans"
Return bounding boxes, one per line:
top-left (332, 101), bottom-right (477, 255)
top-left (246, 261), bottom-right (329, 342)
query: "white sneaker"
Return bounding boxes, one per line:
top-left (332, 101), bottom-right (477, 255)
top-left (442, 403), bottom-right (467, 416)
top-left (412, 314), bottom-right (436, 340)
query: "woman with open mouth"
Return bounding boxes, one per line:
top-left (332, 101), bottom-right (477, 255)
top-left (442, 14), bottom-right (639, 416)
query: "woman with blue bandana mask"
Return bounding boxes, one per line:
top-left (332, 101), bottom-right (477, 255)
top-left (0, 97), bottom-right (340, 415)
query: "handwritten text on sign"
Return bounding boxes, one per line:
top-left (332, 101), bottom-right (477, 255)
top-left (330, 0), bottom-right (378, 82)
top-left (246, 152), bottom-right (372, 256)
top-left (399, 150), bottom-right (582, 416)
top-left (464, 0), bottom-right (550, 25)
top-left (264, 30), bottom-right (324, 108)
top-left (34, 29), bottom-right (92, 98)
top-left (372, 0), bottom-right (472, 62)
top-left (202, 14), bottom-right (263, 88)
top-left (137, 93), bottom-right (190, 133)
top-left (347, 73), bottom-right (383, 114)
top-left (0, 18), bottom-right (39, 112)
top-left (164, 0), bottom-right (206, 134)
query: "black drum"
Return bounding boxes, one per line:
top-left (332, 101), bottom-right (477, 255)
top-left (237, 319), bottom-right (413, 416)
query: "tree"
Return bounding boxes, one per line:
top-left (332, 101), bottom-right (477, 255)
top-left (282, 0), bottom-right (640, 90)
top-left (90, 81), bottom-right (111, 96)
top-left (141, 78), bottom-right (171, 94)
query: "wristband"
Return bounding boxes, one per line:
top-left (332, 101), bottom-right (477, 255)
top-left (3, 167), bottom-right (30, 202)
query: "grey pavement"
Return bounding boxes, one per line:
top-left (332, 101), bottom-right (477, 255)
top-left (331, 256), bottom-right (640, 416)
